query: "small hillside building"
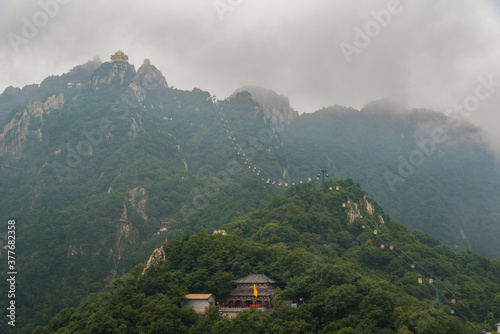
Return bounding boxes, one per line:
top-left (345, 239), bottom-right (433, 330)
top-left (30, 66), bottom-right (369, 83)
top-left (67, 81), bottom-right (82, 89)
top-left (160, 217), bottom-right (171, 228)
top-left (184, 294), bottom-right (216, 314)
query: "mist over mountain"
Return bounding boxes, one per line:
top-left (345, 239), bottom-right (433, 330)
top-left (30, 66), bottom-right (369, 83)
top-left (230, 85), bottom-right (298, 130)
top-left (0, 59), bottom-right (102, 125)
top-left (2, 0), bottom-right (500, 152)
top-left (0, 54), bottom-right (499, 332)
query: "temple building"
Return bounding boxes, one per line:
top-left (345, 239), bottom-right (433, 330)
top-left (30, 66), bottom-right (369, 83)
top-left (110, 50), bottom-right (129, 64)
top-left (222, 273), bottom-right (277, 311)
top-left (184, 294), bottom-right (216, 314)
top-left (67, 81), bottom-right (82, 89)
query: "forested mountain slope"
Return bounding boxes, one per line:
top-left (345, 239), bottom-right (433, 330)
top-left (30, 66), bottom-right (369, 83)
top-left (37, 182), bottom-right (500, 333)
top-left (0, 59), bottom-right (284, 332)
top-left (281, 101), bottom-right (500, 259)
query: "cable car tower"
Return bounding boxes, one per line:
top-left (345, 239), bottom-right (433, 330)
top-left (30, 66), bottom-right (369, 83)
top-left (418, 276), bottom-right (442, 307)
top-left (318, 167), bottom-right (329, 193)
top-left (431, 277), bottom-right (442, 307)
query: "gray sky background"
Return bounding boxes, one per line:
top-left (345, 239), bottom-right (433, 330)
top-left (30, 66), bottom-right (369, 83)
top-left (1, 0), bottom-right (500, 153)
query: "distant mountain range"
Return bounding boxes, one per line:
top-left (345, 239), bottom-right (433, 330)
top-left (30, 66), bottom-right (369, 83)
top-left (281, 100), bottom-right (500, 259)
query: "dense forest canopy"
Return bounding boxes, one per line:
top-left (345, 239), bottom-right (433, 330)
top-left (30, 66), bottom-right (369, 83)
top-left (35, 182), bottom-right (500, 333)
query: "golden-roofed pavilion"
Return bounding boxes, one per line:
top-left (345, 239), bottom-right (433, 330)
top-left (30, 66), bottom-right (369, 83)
top-left (110, 50), bottom-right (129, 63)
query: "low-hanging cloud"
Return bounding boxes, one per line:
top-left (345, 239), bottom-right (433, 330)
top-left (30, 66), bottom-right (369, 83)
top-left (1, 0), bottom-right (499, 153)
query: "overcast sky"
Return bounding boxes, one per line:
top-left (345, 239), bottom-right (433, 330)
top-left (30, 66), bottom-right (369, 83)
top-left (1, 0), bottom-right (500, 152)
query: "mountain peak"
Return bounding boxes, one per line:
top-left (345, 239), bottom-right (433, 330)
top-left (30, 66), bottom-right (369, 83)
top-left (137, 59), bottom-right (168, 89)
top-left (230, 85), bottom-right (298, 130)
top-left (90, 53), bottom-right (168, 91)
top-left (361, 98), bottom-right (409, 114)
top-left (90, 52), bottom-right (136, 90)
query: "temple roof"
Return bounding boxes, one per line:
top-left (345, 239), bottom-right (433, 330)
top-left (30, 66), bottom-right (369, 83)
top-left (110, 50), bottom-right (129, 62)
top-left (235, 274), bottom-right (278, 284)
top-left (185, 294), bottom-right (214, 300)
top-left (229, 288), bottom-right (275, 297)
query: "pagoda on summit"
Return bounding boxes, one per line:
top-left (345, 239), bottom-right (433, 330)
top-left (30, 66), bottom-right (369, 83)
top-left (110, 50), bottom-right (129, 64)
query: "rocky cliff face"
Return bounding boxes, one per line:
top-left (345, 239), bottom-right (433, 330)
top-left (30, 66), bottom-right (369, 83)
top-left (231, 85), bottom-right (299, 130)
top-left (105, 222), bottom-right (140, 283)
top-left (90, 59), bottom-right (168, 112)
top-left (91, 62), bottom-right (137, 89)
top-left (141, 246), bottom-right (167, 277)
top-left (0, 59), bottom-right (154, 163)
top-left (137, 59), bottom-right (168, 89)
top-left (128, 187), bottom-right (149, 221)
top-left (0, 93), bottom-right (64, 157)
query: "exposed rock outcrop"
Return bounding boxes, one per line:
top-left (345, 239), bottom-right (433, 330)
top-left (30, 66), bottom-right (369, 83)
top-left (141, 246), bottom-right (167, 276)
top-left (67, 244), bottom-right (84, 256)
top-left (120, 202), bottom-right (128, 222)
top-left (0, 93), bottom-right (64, 157)
top-left (137, 60), bottom-right (168, 89)
top-left (378, 215), bottom-right (385, 225)
top-left (346, 201), bottom-right (361, 224)
top-left (90, 58), bottom-right (168, 115)
top-left (105, 222), bottom-right (139, 284)
top-left (364, 195), bottom-right (375, 215)
top-left (128, 117), bottom-right (142, 137)
top-left (128, 187), bottom-right (148, 221)
top-left (91, 62), bottom-right (136, 89)
top-left (128, 82), bottom-right (146, 106)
